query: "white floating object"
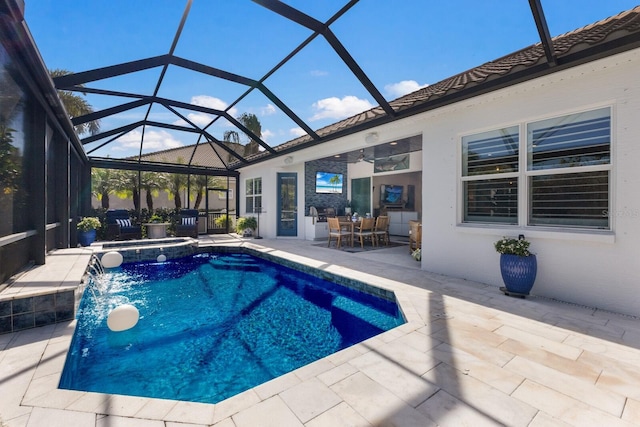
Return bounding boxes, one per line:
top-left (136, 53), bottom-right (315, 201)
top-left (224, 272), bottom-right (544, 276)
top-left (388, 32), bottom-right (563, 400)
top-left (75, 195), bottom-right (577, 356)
top-left (107, 304), bottom-right (139, 332)
top-left (157, 254), bottom-right (167, 262)
top-left (101, 251), bottom-right (123, 268)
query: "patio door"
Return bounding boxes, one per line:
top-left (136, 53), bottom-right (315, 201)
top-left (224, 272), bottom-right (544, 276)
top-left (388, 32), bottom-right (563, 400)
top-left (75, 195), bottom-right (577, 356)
top-left (277, 173), bottom-right (297, 236)
top-left (351, 177), bottom-right (371, 216)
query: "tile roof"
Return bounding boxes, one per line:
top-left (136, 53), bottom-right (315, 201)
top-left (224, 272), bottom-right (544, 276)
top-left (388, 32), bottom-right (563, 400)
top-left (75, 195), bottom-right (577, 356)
top-left (239, 6), bottom-right (640, 167)
top-left (127, 141), bottom-right (246, 171)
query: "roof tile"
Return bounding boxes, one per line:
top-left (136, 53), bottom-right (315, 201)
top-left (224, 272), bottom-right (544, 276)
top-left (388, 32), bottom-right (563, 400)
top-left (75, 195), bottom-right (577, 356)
top-left (261, 6), bottom-right (640, 162)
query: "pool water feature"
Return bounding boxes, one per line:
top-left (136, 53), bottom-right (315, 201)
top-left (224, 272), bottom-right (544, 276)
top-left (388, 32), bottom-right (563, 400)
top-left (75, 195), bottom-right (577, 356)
top-left (60, 252), bottom-right (405, 404)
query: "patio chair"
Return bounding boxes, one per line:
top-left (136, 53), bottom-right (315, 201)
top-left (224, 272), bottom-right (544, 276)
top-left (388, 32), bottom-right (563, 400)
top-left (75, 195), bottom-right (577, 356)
top-left (373, 215), bottom-right (390, 246)
top-left (105, 209), bottom-right (141, 240)
top-left (328, 217), bottom-right (351, 249)
top-left (175, 209), bottom-right (199, 238)
top-left (409, 220), bottom-right (422, 253)
top-left (354, 217), bottom-right (376, 248)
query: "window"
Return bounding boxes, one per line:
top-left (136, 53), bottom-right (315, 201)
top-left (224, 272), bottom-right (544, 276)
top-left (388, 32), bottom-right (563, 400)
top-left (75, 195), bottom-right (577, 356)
top-left (245, 177), bottom-right (262, 214)
top-left (218, 189), bottom-right (233, 200)
top-left (462, 107), bottom-right (611, 229)
top-left (462, 126), bottom-right (519, 224)
top-left (527, 108), bottom-right (610, 228)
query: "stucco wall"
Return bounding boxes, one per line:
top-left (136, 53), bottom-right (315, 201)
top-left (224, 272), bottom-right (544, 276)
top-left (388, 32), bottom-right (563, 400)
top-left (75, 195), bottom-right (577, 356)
top-left (239, 48), bottom-right (640, 315)
top-left (418, 48), bottom-right (640, 317)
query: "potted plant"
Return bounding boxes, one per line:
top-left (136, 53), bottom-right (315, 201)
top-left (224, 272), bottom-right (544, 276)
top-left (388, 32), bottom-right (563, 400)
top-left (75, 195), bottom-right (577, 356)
top-left (149, 214), bottom-right (163, 223)
top-left (236, 216), bottom-right (257, 237)
top-left (494, 235), bottom-right (537, 296)
top-left (77, 216), bottom-right (101, 246)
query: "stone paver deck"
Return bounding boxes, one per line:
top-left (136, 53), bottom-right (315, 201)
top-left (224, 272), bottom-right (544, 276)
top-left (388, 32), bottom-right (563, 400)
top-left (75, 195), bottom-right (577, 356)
top-left (1, 235), bottom-right (640, 426)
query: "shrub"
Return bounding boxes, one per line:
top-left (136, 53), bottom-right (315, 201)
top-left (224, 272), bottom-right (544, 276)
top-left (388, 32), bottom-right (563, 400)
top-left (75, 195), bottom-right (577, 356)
top-left (215, 214), bottom-right (231, 228)
top-left (236, 216), bottom-right (257, 233)
top-left (77, 217), bottom-right (101, 232)
top-left (494, 236), bottom-right (532, 257)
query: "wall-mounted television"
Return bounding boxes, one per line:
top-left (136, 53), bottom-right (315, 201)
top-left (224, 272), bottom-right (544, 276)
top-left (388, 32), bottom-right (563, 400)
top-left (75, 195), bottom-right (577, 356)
top-left (381, 185), bottom-right (403, 204)
top-left (315, 171), bottom-right (343, 194)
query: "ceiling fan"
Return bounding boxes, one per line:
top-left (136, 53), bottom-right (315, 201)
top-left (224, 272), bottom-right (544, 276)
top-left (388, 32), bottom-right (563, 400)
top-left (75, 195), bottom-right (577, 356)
top-left (356, 149), bottom-right (374, 163)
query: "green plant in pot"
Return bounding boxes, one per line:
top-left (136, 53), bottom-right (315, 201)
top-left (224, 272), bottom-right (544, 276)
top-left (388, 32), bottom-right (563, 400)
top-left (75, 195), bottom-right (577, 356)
top-left (77, 217), bottom-right (101, 247)
top-left (494, 235), bottom-right (537, 296)
top-left (149, 214), bottom-right (163, 223)
top-left (236, 216), bottom-right (257, 237)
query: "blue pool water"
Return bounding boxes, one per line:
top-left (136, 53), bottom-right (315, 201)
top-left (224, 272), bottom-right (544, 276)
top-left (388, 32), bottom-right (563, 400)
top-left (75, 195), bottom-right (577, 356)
top-left (60, 252), bottom-right (405, 404)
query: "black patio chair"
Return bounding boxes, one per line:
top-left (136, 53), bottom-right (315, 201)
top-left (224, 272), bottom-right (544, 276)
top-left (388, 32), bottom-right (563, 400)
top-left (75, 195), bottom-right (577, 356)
top-left (175, 209), bottom-right (199, 238)
top-left (105, 209), bottom-right (142, 240)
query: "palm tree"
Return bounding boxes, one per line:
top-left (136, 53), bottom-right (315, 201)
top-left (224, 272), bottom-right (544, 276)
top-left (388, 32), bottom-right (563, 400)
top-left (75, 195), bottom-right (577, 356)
top-left (191, 174), bottom-right (208, 210)
top-left (140, 171), bottom-right (167, 211)
top-left (160, 157), bottom-right (188, 209)
top-left (114, 170), bottom-right (140, 211)
top-left (223, 130), bottom-right (239, 144)
top-left (167, 172), bottom-right (188, 209)
top-left (50, 69), bottom-right (100, 136)
top-left (91, 168), bottom-right (117, 209)
top-left (329, 174), bottom-right (342, 193)
top-left (222, 129), bottom-right (243, 163)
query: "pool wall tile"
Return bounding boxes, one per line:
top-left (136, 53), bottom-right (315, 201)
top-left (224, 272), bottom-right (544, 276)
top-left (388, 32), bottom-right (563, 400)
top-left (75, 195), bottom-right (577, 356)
top-left (99, 238), bottom-right (198, 264)
top-left (55, 307), bottom-right (74, 322)
top-left (13, 312), bottom-right (35, 330)
top-left (0, 316), bottom-right (10, 334)
top-left (35, 294), bottom-right (55, 312)
top-left (0, 289), bottom-right (79, 335)
top-left (13, 297), bottom-right (33, 314)
top-left (35, 311), bottom-right (57, 326)
top-left (56, 290), bottom-right (75, 307)
top-left (0, 300), bottom-right (10, 317)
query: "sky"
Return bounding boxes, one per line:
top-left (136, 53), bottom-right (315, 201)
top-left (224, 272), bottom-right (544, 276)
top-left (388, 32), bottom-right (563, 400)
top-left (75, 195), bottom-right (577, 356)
top-left (24, 0), bottom-right (640, 159)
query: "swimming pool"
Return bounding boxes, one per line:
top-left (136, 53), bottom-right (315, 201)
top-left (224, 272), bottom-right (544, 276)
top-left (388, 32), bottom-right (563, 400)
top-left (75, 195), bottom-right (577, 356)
top-left (60, 251), bottom-right (405, 404)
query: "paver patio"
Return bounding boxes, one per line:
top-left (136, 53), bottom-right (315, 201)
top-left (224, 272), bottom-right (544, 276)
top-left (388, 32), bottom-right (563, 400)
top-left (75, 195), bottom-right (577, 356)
top-left (1, 235), bottom-right (639, 426)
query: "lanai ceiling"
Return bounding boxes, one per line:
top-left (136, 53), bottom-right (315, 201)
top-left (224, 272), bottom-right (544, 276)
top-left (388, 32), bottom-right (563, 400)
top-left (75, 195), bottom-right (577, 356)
top-left (32, 0), bottom-right (640, 176)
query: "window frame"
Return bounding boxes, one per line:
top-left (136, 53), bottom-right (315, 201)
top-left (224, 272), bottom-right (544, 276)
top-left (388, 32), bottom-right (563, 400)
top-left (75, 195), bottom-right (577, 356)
top-left (459, 106), bottom-right (612, 232)
top-left (461, 125), bottom-right (521, 225)
top-left (245, 177), bottom-right (262, 214)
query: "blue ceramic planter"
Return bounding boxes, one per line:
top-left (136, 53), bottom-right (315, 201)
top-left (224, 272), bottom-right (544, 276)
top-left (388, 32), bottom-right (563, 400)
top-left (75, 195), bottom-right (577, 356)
top-left (500, 253), bottom-right (537, 295)
top-left (78, 229), bottom-right (97, 247)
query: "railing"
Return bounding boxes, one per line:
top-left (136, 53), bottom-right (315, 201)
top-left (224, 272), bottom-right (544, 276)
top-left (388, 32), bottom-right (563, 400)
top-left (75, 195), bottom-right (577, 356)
top-left (201, 212), bottom-right (236, 234)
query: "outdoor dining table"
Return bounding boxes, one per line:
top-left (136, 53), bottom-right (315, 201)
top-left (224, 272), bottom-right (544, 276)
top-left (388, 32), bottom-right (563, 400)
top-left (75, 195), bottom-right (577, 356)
top-left (338, 219), bottom-right (362, 247)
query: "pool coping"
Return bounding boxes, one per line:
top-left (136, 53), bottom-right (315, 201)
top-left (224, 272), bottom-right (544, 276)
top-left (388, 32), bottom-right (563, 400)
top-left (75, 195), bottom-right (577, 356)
top-left (5, 237), bottom-right (640, 426)
top-left (14, 241), bottom-right (425, 425)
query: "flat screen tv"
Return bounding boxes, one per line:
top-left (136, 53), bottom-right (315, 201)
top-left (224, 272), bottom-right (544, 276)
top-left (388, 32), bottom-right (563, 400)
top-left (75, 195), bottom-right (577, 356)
top-left (381, 185), bottom-right (403, 204)
top-left (315, 171), bottom-right (343, 194)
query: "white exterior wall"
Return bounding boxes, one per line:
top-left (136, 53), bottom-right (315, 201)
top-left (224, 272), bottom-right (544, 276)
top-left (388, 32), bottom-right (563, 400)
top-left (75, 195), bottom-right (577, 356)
top-left (239, 48), bottom-right (640, 316)
top-left (420, 48), bottom-right (640, 317)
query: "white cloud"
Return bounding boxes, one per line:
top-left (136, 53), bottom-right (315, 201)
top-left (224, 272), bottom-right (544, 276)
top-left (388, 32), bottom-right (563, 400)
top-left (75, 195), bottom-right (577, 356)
top-left (261, 129), bottom-right (274, 142)
top-left (113, 129), bottom-right (183, 151)
top-left (384, 80), bottom-right (429, 98)
top-left (260, 104), bottom-right (276, 116)
top-left (173, 95), bottom-right (238, 127)
top-left (190, 95), bottom-right (228, 110)
top-left (310, 96), bottom-right (374, 121)
top-left (290, 127), bottom-right (306, 137)
top-left (310, 70), bottom-right (328, 77)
